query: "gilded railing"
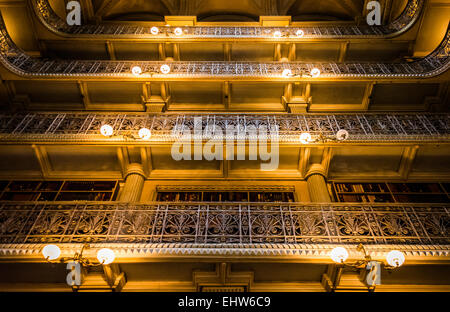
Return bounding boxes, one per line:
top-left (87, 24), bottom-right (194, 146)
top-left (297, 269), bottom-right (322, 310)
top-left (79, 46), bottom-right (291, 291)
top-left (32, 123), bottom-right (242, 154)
top-left (0, 113), bottom-right (448, 143)
top-left (0, 202), bottom-right (448, 245)
top-left (32, 0), bottom-right (424, 39)
top-left (0, 13), bottom-right (449, 79)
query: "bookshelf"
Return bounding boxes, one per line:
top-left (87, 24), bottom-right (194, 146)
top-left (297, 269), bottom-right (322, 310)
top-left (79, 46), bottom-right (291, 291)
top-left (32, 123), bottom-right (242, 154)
top-left (332, 182), bottom-right (450, 203)
top-left (156, 190), bottom-right (295, 203)
top-left (0, 180), bottom-right (119, 202)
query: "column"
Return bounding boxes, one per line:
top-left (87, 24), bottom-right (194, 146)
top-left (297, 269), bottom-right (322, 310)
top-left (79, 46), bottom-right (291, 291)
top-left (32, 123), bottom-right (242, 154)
top-left (119, 163), bottom-right (145, 202)
top-left (306, 164), bottom-right (332, 202)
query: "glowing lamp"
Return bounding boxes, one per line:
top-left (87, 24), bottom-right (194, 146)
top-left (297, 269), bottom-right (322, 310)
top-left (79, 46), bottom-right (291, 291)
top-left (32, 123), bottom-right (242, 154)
top-left (160, 64), bottom-right (171, 74)
top-left (131, 66), bottom-right (142, 76)
top-left (174, 27), bottom-right (183, 36)
top-left (310, 68), bottom-right (321, 78)
top-left (296, 29), bottom-right (304, 37)
top-left (96, 248), bottom-right (115, 265)
top-left (386, 250), bottom-right (405, 268)
top-left (150, 26), bottom-right (159, 35)
top-left (330, 247), bottom-right (349, 264)
top-left (299, 132), bottom-right (312, 144)
top-left (138, 128), bottom-right (152, 140)
top-left (100, 124), bottom-right (114, 137)
top-left (42, 244), bottom-right (61, 261)
top-left (282, 69), bottom-right (292, 77)
top-left (273, 30), bottom-right (282, 38)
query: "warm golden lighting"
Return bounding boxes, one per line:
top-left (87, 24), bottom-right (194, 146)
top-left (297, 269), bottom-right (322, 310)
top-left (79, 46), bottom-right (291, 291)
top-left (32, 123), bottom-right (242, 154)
top-left (160, 64), bottom-right (171, 74)
top-left (100, 124), bottom-right (114, 137)
top-left (310, 68), bottom-right (321, 78)
top-left (273, 30), bottom-right (282, 38)
top-left (42, 244), bottom-right (61, 261)
top-left (131, 65), bottom-right (142, 76)
top-left (299, 132), bottom-right (312, 144)
top-left (150, 26), bottom-right (159, 35)
top-left (330, 247), bottom-right (349, 263)
top-left (174, 27), bottom-right (183, 36)
top-left (386, 250), bottom-right (405, 267)
top-left (282, 69), bottom-right (292, 77)
top-left (97, 248), bottom-right (115, 265)
top-left (138, 128), bottom-right (152, 140)
top-left (336, 129), bottom-right (349, 141)
top-left (296, 29), bottom-right (304, 37)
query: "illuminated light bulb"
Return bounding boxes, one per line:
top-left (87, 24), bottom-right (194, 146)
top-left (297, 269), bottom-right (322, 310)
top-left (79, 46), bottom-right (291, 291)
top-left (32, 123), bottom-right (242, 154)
top-left (330, 247), bottom-right (349, 264)
top-left (174, 27), bottom-right (183, 36)
top-left (138, 128), bottom-right (152, 140)
top-left (299, 132), bottom-right (312, 144)
top-left (150, 26), bottom-right (159, 35)
top-left (282, 69), bottom-right (292, 77)
top-left (42, 244), bottom-right (61, 261)
top-left (131, 66), bottom-right (142, 76)
top-left (296, 29), bottom-right (305, 37)
top-left (160, 64), bottom-right (171, 74)
top-left (273, 30), bottom-right (282, 38)
top-left (336, 129), bottom-right (349, 141)
top-left (100, 124), bottom-right (114, 137)
top-left (97, 248), bottom-right (115, 265)
top-left (386, 250), bottom-right (405, 268)
top-left (310, 67), bottom-right (321, 78)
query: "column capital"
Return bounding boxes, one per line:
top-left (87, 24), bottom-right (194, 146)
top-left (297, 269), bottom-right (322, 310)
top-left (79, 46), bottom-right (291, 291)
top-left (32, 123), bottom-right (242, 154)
top-left (125, 163), bottom-right (146, 179)
top-left (305, 164), bottom-right (327, 180)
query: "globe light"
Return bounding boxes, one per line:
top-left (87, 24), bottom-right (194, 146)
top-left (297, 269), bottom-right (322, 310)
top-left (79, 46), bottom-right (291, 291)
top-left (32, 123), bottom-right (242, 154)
top-left (273, 30), bottom-right (282, 38)
top-left (330, 247), bottom-right (349, 263)
top-left (42, 244), bottom-right (61, 261)
top-left (97, 248), bottom-right (115, 265)
top-left (296, 29), bottom-right (304, 37)
top-left (310, 67), bottom-right (321, 78)
top-left (386, 250), bottom-right (405, 268)
top-left (160, 64), bottom-right (171, 74)
top-left (336, 129), bottom-right (350, 141)
top-left (299, 132), bottom-right (312, 144)
top-left (282, 69), bottom-right (292, 77)
top-left (174, 27), bottom-right (183, 36)
top-left (138, 128), bottom-right (152, 140)
top-left (100, 124), bottom-right (114, 137)
top-left (131, 65), bottom-right (142, 76)
top-left (150, 26), bottom-right (159, 35)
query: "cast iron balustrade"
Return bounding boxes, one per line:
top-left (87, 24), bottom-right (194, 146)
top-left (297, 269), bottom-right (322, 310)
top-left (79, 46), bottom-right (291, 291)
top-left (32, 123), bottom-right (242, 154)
top-left (33, 0), bottom-right (423, 39)
top-left (0, 113), bottom-right (448, 143)
top-left (0, 201), bottom-right (448, 245)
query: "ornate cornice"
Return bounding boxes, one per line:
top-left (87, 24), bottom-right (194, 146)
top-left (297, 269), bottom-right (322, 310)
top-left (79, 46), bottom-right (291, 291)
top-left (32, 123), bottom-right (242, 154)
top-left (31, 0), bottom-right (424, 40)
top-left (0, 113), bottom-right (448, 143)
top-left (0, 243), bottom-right (449, 259)
top-left (1, 9), bottom-right (448, 80)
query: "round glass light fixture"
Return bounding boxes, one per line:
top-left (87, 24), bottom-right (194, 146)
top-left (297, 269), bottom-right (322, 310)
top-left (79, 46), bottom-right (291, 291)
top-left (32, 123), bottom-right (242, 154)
top-left (282, 69), bottom-right (292, 77)
top-left (296, 29), bottom-right (304, 37)
top-left (299, 132), bottom-right (312, 144)
top-left (386, 250), bottom-right (405, 268)
top-left (273, 30), bottom-right (282, 38)
top-left (174, 27), bottom-right (183, 36)
top-left (336, 129), bottom-right (350, 141)
top-left (96, 248), bottom-right (115, 265)
top-left (131, 65), bottom-right (142, 76)
top-left (138, 128), bottom-right (152, 140)
top-left (100, 124), bottom-right (114, 137)
top-left (42, 244), bottom-right (61, 261)
top-left (160, 64), bottom-right (171, 74)
top-left (330, 247), bottom-right (349, 264)
top-left (310, 68), bottom-right (321, 78)
top-left (150, 26), bottom-right (159, 35)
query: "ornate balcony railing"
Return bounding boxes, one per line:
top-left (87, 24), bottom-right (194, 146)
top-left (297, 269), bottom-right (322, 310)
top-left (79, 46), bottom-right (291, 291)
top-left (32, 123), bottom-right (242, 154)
top-left (0, 13), bottom-right (448, 80)
top-left (0, 201), bottom-right (448, 246)
top-left (0, 113), bottom-right (449, 143)
top-left (33, 0), bottom-right (424, 40)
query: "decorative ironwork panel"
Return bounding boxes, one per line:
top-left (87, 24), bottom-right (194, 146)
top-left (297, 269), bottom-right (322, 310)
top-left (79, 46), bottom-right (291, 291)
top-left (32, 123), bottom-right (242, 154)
top-left (0, 202), bottom-right (448, 245)
top-left (33, 0), bottom-right (423, 39)
top-left (0, 113), bottom-right (448, 143)
top-left (0, 12), bottom-right (449, 79)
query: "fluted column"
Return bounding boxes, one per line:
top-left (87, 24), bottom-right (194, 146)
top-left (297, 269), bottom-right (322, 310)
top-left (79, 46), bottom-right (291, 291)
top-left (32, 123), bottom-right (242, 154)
top-left (306, 164), bottom-right (332, 202)
top-left (119, 163), bottom-right (145, 202)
